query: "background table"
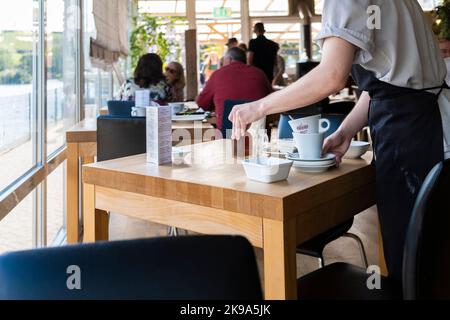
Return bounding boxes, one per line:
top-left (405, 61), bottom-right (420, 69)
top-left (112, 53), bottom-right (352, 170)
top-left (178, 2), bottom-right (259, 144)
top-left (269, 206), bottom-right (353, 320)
top-left (82, 140), bottom-right (376, 299)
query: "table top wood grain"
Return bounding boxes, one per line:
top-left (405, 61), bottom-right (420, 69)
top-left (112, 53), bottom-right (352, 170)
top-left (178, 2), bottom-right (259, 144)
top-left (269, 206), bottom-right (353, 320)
top-left (83, 140), bottom-right (375, 221)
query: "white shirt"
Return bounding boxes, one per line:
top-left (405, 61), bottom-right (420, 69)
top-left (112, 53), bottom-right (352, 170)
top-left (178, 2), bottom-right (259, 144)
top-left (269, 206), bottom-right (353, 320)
top-left (316, 0), bottom-right (450, 157)
top-left (316, 0), bottom-right (446, 90)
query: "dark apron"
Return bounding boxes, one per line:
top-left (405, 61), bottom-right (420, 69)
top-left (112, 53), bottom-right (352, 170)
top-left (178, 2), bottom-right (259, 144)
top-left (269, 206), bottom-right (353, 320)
top-left (351, 65), bottom-right (445, 285)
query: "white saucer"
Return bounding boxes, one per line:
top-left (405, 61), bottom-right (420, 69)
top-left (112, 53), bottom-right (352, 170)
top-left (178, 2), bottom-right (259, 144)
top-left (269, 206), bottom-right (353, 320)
top-left (292, 162), bottom-right (336, 173)
top-left (292, 159), bottom-right (336, 167)
top-left (286, 153), bottom-right (336, 163)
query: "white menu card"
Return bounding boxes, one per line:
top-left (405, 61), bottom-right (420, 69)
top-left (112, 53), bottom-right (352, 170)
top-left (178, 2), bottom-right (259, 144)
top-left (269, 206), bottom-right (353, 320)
top-left (146, 105), bottom-right (172, 165)
top-left (135, 89), bottom-right (150, 107)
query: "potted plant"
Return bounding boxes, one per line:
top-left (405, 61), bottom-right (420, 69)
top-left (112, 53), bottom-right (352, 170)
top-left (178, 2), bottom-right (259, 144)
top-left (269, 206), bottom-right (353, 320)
top-left (433, 0), bottom-right (450, 57)
top-left (130, 15), bottom-right (185, 70)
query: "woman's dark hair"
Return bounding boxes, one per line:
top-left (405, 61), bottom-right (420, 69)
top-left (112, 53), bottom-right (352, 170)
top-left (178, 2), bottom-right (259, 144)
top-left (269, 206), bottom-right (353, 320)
top-left (134, 53), bottom-right (165, 88)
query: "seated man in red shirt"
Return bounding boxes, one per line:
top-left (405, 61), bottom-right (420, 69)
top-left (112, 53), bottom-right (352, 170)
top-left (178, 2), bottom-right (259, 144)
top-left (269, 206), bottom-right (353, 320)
top-left (196, 47), bottom-right (272, 134)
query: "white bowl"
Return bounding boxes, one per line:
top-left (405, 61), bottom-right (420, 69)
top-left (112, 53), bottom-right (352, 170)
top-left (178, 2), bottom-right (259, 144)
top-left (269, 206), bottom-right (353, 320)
top-left (344, 141), bottom-right (371, 159)
top-left (242, 157), bottom-right (293, 183)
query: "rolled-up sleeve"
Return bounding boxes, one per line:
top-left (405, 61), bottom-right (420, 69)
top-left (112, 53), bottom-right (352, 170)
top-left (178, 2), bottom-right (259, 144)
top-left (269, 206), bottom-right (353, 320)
top-left (316, 0), bottom-right (378, 65)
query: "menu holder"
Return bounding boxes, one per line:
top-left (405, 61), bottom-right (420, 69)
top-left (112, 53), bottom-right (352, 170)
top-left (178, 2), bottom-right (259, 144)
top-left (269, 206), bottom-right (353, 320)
top-left (146, 105), bottom-right (172, 165)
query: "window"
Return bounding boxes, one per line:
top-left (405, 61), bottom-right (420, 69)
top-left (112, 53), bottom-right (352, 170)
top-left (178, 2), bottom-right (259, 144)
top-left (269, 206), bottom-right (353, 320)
top-left (83, 0), bottom-right (129, 118)
top-left (196, 0), bottom-right (241, 19)
top-left (47, 162), bottom-right (66, 244)
top-left (418, 0), bottom-right (443, 11)
top-left (249, 0), bottom-right (289, 17)
top-left (315, 0), bottom-right (442, 15)
top-left (261, 23), bottom-right (301, 73)
top-left (1, 0), bottom-right (82, 251)
top-left (314, 0), bottom-right (323, 15)
top-left (0, 192), bottom-right (34, 254)
top-left (46, 0), bottom-right (78, 156)
top-left (0, 0), bottom-right (38, 192)
top-left (139, 0), bottom-right (186, 15)
top-left (311, 22), bottom-right (322, 61)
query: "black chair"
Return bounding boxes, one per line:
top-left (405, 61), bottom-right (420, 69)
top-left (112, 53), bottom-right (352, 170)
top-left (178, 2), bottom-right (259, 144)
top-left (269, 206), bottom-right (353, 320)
top-left (297, 159), bottom-right (450, 300)
top-left (297, 218), bottom-right (368, 269)
top-left (107, 100), bottom-right (135, 117)
top-left (97, 116), bottom-right (147, 162)
top-left (222, 100), bottom-right (254, 139)
top-left (323, 100), bottom-right (355, 115)
top-left (97, 116), bottom-right (181, 236)
top-left (0, 236), bottom-right (262, 300)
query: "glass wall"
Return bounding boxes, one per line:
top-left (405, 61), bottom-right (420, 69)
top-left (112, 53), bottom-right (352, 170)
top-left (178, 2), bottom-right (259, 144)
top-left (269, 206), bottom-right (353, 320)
top-left (249, 0), bottom-right (289, 17)
top-left (46, 0), bottom-right (78, 156)
top-left (0, 0), bottom-right (82, 251)
top-left (0, 0), bottom-right (38, 192)
top-left (0, 192), bottom-right (34, 254)
top-left (47, 162), bottom-right (66, 244)
top-left (83, 0), bottom-right (129, 118)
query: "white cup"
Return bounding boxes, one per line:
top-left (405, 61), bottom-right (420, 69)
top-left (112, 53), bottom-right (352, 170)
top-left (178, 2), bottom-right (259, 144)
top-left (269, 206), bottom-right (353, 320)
top-left (293, 132), bottom-right (325, 160)
top-left (131, 106), bottom-right (147, 117)
top-left (289, 115), bottom-right (331, 134)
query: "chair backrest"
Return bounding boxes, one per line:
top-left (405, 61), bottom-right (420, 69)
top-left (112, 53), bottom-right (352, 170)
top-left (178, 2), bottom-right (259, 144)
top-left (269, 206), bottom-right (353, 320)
top-left (97, 116), bottom-right (146, 162)
top-left (222, 100), bottom-right (254, 138)
top-left (296, 61), bottom-right (320, 80)
top-left (107, 100), bottom-right (135, 117)
top-left (0, 236), bottom-right (262, 300)
top-left (322, 100), bottom-right (355, 116)
top-left (403, 159), bottom-right (450, 300)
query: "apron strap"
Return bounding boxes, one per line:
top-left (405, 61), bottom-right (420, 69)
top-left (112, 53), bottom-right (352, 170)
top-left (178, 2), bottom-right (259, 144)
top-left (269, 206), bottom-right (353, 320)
top-left (422, 82), bottom-right (450, 97)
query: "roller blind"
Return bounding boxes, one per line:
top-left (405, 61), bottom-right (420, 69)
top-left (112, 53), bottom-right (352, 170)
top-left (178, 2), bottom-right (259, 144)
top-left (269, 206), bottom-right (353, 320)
top-left (90, 0), bottom-right (129, 69)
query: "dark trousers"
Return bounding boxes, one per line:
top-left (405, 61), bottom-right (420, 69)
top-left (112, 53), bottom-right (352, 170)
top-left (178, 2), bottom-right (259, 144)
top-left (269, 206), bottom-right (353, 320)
top-left (369, 91), bottom-right (444, 284)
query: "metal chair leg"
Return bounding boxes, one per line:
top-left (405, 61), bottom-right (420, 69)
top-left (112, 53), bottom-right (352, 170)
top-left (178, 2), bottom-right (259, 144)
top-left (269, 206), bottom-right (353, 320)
top-left (318, 255), bottom-right (325, 268)
top-left (167, 226), bottom-right (179, 237)
top-left (343, 233), bottom-right (369, 268)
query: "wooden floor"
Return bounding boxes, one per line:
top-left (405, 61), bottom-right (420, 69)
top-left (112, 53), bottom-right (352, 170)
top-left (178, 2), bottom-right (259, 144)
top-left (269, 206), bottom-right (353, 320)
top-left (109, 206), bottom-right (380, 282)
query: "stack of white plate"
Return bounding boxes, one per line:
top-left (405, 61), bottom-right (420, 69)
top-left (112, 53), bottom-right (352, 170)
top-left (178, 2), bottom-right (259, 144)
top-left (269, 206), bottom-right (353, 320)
top-left (286, 153), bottom-right (337, 173)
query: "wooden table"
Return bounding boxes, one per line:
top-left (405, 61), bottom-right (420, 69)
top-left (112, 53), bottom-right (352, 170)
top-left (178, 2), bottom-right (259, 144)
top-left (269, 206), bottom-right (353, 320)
top-left (66, 119), bottom-right (216, 244)
top-left (82, 140), bottom-right (376, 300)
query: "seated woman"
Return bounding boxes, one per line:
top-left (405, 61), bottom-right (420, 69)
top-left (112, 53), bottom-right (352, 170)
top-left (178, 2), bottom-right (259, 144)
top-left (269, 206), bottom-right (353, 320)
top-left (119, 53), bottom-right (170, 103)
top-left (165, 61), bottom-right (186, 102)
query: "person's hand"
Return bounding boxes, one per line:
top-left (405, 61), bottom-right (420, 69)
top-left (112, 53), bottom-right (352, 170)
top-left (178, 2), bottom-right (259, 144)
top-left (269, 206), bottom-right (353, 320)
top-left (323, 129), bottom-right (353, 166)
top-left (228, 103), bottom-right (264, 140)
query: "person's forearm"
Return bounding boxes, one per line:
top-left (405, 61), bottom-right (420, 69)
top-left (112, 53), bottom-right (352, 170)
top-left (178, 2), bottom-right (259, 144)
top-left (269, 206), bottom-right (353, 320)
top-left (248, 37), bottom-right (356, 118)
top-left (338, 91), bottom-right (370, 138)
top-left (256, 63), bottom-right (348, 116)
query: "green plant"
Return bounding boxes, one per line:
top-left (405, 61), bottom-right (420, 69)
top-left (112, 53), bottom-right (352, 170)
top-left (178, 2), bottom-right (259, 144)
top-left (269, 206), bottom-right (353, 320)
top-left (433, 0), bottom-right (450, 40)
top-left (130, 15), bottom-right (185, 71)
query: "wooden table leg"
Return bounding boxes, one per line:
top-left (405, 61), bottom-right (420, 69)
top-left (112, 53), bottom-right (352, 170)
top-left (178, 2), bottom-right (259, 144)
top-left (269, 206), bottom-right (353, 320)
top-left (67, 143), bottom-right (79, 244)
top-left (263, 218), bottom-right (297, 300)
top-left (82, 156), bottom-right (95, 165)
top-left (83, 183), bottom-right (109, 243)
